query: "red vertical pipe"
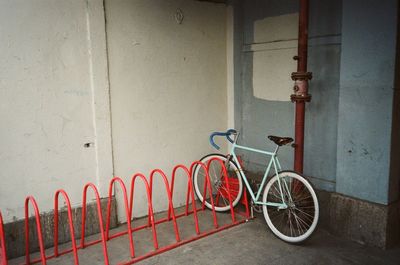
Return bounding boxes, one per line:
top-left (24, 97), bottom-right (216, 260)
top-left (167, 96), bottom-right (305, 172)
top-left (294, 102), bottom-right (306, 173)
top-left (292, 0), bottom-right (311, 173)
top-left (297, 0), bottom-right (309, 73)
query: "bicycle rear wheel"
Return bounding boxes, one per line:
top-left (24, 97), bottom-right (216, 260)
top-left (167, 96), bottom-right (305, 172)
top-left (262, 171), bottom-right (319, 243)
top-left (192, 154), bottom-right (243, 212)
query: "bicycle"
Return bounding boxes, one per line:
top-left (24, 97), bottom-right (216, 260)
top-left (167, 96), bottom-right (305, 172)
top-left (192, 129), bottom-right (319, 243)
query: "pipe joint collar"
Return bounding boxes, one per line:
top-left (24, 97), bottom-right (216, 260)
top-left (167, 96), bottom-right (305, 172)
top-left (291, 72), bottom-right (312, 81)
top-left (291, 94), bottom-right (312, 102)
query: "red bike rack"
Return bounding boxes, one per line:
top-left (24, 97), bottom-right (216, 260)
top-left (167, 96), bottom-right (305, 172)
top-left (0, 159), bottom-right (250, 265)
top-left (54, 189), bottom-right (79, 264)
top-left (105, 177), bottom-right (135, 258)
top-left (0, 211), bottom-right (7, 265)
top-left (148, 169), bottom-right (180, 242)
top-left (81, 183), bottom-right (110, 264)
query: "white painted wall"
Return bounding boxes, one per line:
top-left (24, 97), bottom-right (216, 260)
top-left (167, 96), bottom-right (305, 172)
top-left (251, 13), bottom-right (298, 102)
top-left (0, 0), bottom-right (113, 223)
top-left (105, 0), bottom-right (227, 218)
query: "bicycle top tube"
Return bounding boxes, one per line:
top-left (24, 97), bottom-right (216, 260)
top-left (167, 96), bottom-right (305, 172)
top-left (232, 143), bottom-right (275, 156)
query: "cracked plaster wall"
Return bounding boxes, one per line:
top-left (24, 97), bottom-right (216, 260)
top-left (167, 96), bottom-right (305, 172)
top-left (104, 0), bottom-right (227, 218)
top-left (0, 0), bottom-right (227, 225)
top-left (0, 0), bottom-right (113, 223)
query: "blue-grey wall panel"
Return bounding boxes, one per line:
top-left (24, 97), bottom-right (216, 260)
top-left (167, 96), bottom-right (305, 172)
top-left (304, 44), bottom-right (341, 191)
top-left (234, 0), bottom-right (342, 192)
top-left (336, 0), bottom-right (397, 204)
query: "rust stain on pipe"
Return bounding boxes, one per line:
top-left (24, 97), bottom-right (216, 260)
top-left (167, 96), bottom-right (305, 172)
top-left (291, 0), bottom-right (312, 173)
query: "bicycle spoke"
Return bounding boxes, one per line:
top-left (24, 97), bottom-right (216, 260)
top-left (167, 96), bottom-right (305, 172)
top-left (293, 195), bottom-right (312, 203)
top-left (275, 210), bottom-right (287, 234)
top-left (272, 183), bottom-right (283, 202)
top-left (291, 211), bottom-right (304, 236)
top-left (268, 190), bottom-right (282, 201)
top-left (211, 163), bottom-right (218, 182)
top-left (293, 209), bottom-right (310, 227)
top-left (296, 205), bottom-right (316, 209)
top-left (294, 207), bottom-right (315, 221)
top-left (296, 210), bottom-right (312, 228)
top-left (288, 210), bottom-right (294, 237)
top-left (268, 208), bottom-right (286, 220)
top-left (292, 210), bottom-right (312, 231)
top-left (217, 187), bottom-right (230, 206)
top-left (296, 212), bottom-right (314, 225)
top-left (215, 192), bottom-right (221, 205)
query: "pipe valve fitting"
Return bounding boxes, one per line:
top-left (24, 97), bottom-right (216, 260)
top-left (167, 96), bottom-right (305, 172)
top-left (291, 71), bottom-right (312, 102)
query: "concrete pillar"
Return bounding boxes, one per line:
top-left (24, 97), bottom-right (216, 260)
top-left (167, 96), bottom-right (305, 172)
top-left (334, 0), bottom-right (399, 248)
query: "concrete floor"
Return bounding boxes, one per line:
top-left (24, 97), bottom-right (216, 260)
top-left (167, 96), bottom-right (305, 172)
top-left (9, 209), bottom-right (400, 265)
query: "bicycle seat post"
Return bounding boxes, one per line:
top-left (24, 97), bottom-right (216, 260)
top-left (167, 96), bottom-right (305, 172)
top-left (273, 145), bottom-right (280, 155)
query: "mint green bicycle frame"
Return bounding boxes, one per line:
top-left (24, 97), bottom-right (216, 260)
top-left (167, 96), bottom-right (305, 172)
top-left (228, 140), bottom-right (289, 209)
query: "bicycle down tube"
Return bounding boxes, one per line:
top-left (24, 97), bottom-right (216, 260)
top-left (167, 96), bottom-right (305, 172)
top-left (229, 142), bottom-right (288, 209)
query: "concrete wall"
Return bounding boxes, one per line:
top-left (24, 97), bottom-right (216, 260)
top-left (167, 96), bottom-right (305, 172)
top-left (0, 0), bottom-right (228, 256)
top-left (0, 0), bottom-right (113, 223)
top-left (0, 0), bottom-right (226, 225)
top-left (336, 0), bottom-right (398, 205)
top-left (105, 0), bottom-right (227, 218)
top-left (233, 0), bottom-right (342, 192)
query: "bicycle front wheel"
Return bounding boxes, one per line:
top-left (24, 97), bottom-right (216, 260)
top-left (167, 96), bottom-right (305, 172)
top-left (192, 154), bottom-right (243, 212)
top-left (262, 171), bottom-right (319, 243)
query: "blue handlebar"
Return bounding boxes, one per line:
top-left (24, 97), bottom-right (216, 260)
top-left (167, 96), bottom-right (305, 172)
top-left (209, 129), bottom-right (237, 150)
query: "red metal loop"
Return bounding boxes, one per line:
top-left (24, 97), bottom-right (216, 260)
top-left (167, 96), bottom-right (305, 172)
top-left (0, 211), bottom-right (8, 265)
top-left (206, 157), bottom-right (236, 222)
top-left (24, 196), bottom-right (47, 265)
top-left (105, 177), bottom-right (135, 258)
top-left (129, 173), bottom-right (159, 250)
top-left (149, 169), bottom-right (181, 242)
top-left (54, 190), bottom-right (79, 264)
top-left (189, 161), bottom-right (218, 228)
top-left (170, 165), bottom-right (200, 235)
top-left (0, 161), bottom-right (249, 265)
top-left (80, 183), bottom-right (109, 265)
